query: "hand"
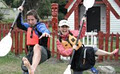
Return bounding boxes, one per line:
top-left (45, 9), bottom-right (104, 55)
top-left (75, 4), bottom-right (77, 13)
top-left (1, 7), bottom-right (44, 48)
top-left (39, 33), bottom-right (51, 39)
top-left (73, 45), bottom-right (78, 50)
top-left (82, 16), bottom-right (86, 22)
top-left (18, 6), bottom-right (24, 12)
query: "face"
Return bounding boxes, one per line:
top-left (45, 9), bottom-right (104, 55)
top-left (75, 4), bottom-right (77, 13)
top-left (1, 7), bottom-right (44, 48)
top-left (26, 15), bottom-right (37, 26)
top-left (59, 25), bottom-right (69, 35)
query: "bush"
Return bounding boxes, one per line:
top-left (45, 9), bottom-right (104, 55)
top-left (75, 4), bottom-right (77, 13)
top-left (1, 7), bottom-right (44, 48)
top-left (0, 12), bottom-right (4, 20)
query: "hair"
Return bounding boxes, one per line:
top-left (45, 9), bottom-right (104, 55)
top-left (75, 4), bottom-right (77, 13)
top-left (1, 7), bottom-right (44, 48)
top-left (26, 9), bottom-right (40, 22)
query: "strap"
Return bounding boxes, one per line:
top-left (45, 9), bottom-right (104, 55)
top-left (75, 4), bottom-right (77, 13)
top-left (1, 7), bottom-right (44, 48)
top-left (30, 24), bottom-right (38, 38)
top-left (30, 24), bottom-right (43, 38)
top-left (34, 25), bottom-right (42, 36)
top-left (59, 36), bottom-right (62, 42)
top-left (69, 31), bottom-right (73, 35)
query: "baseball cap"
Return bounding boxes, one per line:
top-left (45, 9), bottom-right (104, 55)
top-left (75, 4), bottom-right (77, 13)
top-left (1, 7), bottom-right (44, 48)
top-left (59, 20), bottom-right (69, 27)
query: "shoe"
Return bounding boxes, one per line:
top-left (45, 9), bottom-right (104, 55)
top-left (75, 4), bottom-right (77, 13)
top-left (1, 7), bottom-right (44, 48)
top-left (112, 49), bottom-right (119, 56)
top-left (91, 67), bottom-right (98, 74)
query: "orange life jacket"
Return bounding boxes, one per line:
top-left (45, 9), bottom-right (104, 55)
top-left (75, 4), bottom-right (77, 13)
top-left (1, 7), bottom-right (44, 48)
top-left (27, 27), bottom-right (39, 45)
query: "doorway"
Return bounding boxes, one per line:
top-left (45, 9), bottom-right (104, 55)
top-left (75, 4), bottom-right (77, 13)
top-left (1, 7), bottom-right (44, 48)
top-left (87, 7), bottom-right (100, 32)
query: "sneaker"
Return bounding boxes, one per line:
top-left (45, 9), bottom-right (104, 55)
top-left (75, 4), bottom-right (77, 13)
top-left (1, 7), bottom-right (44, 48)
top-left (91, 67), bottom-right (98, 74)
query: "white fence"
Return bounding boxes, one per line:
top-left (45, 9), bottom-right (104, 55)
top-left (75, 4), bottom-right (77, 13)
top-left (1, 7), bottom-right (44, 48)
top-left (82, 31), bottom-right (98, 47)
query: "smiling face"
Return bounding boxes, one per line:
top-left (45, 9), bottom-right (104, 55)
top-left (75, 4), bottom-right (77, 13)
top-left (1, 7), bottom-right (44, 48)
top-left (26, 15), bottom-right (37, 26)
top-left (59, 25), bottom-right (69, 35)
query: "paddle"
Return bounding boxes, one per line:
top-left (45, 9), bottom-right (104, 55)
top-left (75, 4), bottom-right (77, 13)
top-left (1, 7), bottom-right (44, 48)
top-left (0, 0), bottom-right (25, 57)
top-left (63, 0), bottom-right (95, 74)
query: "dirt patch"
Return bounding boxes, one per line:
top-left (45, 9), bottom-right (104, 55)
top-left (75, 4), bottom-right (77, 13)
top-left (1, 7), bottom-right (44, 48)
top-left (47, 58), bottom-right (120, 67)
top-left (96, 60), bottom-right (120, 67)
top-left (45, 57), bottom-right (65, 64)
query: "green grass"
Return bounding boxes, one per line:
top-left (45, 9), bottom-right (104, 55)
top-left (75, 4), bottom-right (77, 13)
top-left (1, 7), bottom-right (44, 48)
top-left (0, 53), bottom-right (22, 74)
top-left (0, 52), bottom-right (91, 74)
top-left (0, 52), bottom-right (120, 74)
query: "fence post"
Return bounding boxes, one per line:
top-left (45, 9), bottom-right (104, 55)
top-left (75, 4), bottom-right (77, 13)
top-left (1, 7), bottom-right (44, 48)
top-left (115, 33), bottom-right (119, 60)
top-left (51, 3), bottom-right (58, 57)
top-left (98, 31), bottom-right (104, 62)
top-left (110, 33), bottom-right (114, 60)
top-left (105, 33), bottom-right (109, 60)
top-left (19, 30), bottom-right (23, 53)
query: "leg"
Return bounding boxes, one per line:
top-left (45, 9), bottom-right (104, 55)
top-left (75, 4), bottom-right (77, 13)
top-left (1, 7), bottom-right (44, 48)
top-left (22, 44), bottom-right (41, 74)
top-left (95, 48), bottom-right (119, 56)
top-left (22, 57), bottom-right (33, 74)
top-left (21, 49), bottom-right (33, 73)
top-left (31, 44), bottom-right (41, 72)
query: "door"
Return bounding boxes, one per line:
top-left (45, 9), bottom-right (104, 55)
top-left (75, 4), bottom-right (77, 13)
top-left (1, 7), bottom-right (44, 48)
top-left (87, 7), bottom-right (100, 32)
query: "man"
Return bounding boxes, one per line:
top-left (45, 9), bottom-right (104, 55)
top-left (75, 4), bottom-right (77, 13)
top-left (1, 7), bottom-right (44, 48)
top-left (57, 17), bottom-right (119, 74)
top-left (17, 6), bottom-right (51, 74)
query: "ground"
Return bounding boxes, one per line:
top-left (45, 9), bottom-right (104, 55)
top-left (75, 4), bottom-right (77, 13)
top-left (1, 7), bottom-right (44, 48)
top-left (39, 57), bottom-right (120, 74)
top-left (0, 54), bottom-right (120, 74)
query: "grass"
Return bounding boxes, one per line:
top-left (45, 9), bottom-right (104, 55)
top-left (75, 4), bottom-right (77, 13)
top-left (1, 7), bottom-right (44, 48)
top-left (0, 52), bottom-right (120, 74)
top-left (0, 53), bottom-right (22, 74)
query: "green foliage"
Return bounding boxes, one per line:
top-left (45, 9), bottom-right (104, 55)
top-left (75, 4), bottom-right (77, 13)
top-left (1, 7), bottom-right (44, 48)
top-left (3, 0), bottom-right (67, 20)
top-left (0, 19), bottom-right (14, 24)
top-left (3, 0), bottom-right (21, 7)
top-left (38, 0), bottom-right (51, 19)
top-left (0, 12), bottom-right (4, 20)
top-left (58, 12), bottom-right (65, 21)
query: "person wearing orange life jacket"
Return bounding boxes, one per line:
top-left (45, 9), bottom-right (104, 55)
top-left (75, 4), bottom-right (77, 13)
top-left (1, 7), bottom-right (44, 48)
top-left (57, 17), bottom-right (119, 74)
top-left (17, 6), bottom-right (51, 74)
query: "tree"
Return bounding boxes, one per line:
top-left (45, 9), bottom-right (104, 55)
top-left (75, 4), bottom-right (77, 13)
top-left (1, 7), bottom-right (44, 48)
top-left (22, 0), bottom-right (52, 19)
top-left (37, 0), bottom-right (51, 19)
top-left (3, 0), bottom-right (68, 20)
top-left (0, 12), bottom-right (4, 20)
top-left (3, 0), bottom-right (21, 7)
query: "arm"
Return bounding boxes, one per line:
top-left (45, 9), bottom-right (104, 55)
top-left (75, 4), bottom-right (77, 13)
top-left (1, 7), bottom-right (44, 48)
top-left (37, 23), bottom-right (50, 34)
top-left (16, 13), bottom-right (29, 31)
top-left (37, 23), bottom-right (51, 39)
top-left (57, 39), bottom-right (73, 56)
top-left (79, 17), bottom-right (86, 39)
top-left (70, 17), bottom-right (86, 39)
top-left (17, 6), bottom-right (29, 31)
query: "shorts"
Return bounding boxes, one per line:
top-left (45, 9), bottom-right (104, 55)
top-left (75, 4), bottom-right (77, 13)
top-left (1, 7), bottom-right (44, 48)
top-left (93, 46), bottom-right (99, 53)
top-left (40, 46), bottom-right (48, 64)
top-left (85, 45), bottom-right (98, 53)
top-left (21, 45), bottom-right (50, 72)
top-left (27, 45), bottom-right (49, 64)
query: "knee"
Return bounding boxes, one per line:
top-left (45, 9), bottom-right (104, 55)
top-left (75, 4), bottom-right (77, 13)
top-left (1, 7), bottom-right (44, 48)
top-left (33, 44), bottom-right (41, 51)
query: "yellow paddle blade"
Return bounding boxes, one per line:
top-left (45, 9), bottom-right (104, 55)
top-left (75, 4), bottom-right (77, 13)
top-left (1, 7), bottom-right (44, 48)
top-left (0, 33), bottom-right (12, 57)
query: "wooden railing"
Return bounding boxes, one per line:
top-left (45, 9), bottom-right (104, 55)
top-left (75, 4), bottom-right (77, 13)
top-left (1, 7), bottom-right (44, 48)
top-left (98, 31), bottom-right (120, 61)
top-left (0, 23), bottom-right (119, 61)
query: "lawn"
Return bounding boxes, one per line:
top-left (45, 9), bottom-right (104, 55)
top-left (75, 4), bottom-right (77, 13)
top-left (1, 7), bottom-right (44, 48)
top-left (0, 52), bottom-right (120, 74)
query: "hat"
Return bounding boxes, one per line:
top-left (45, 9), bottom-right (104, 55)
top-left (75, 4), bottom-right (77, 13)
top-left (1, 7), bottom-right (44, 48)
top-left (59, 20), bottom-right (69, 27)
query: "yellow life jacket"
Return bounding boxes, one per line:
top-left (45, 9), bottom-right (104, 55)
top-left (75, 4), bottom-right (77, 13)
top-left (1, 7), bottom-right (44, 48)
top-left (61, 34), bottom-right (82, 50)
top-left (27, 27), bottom-right (39, 45)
